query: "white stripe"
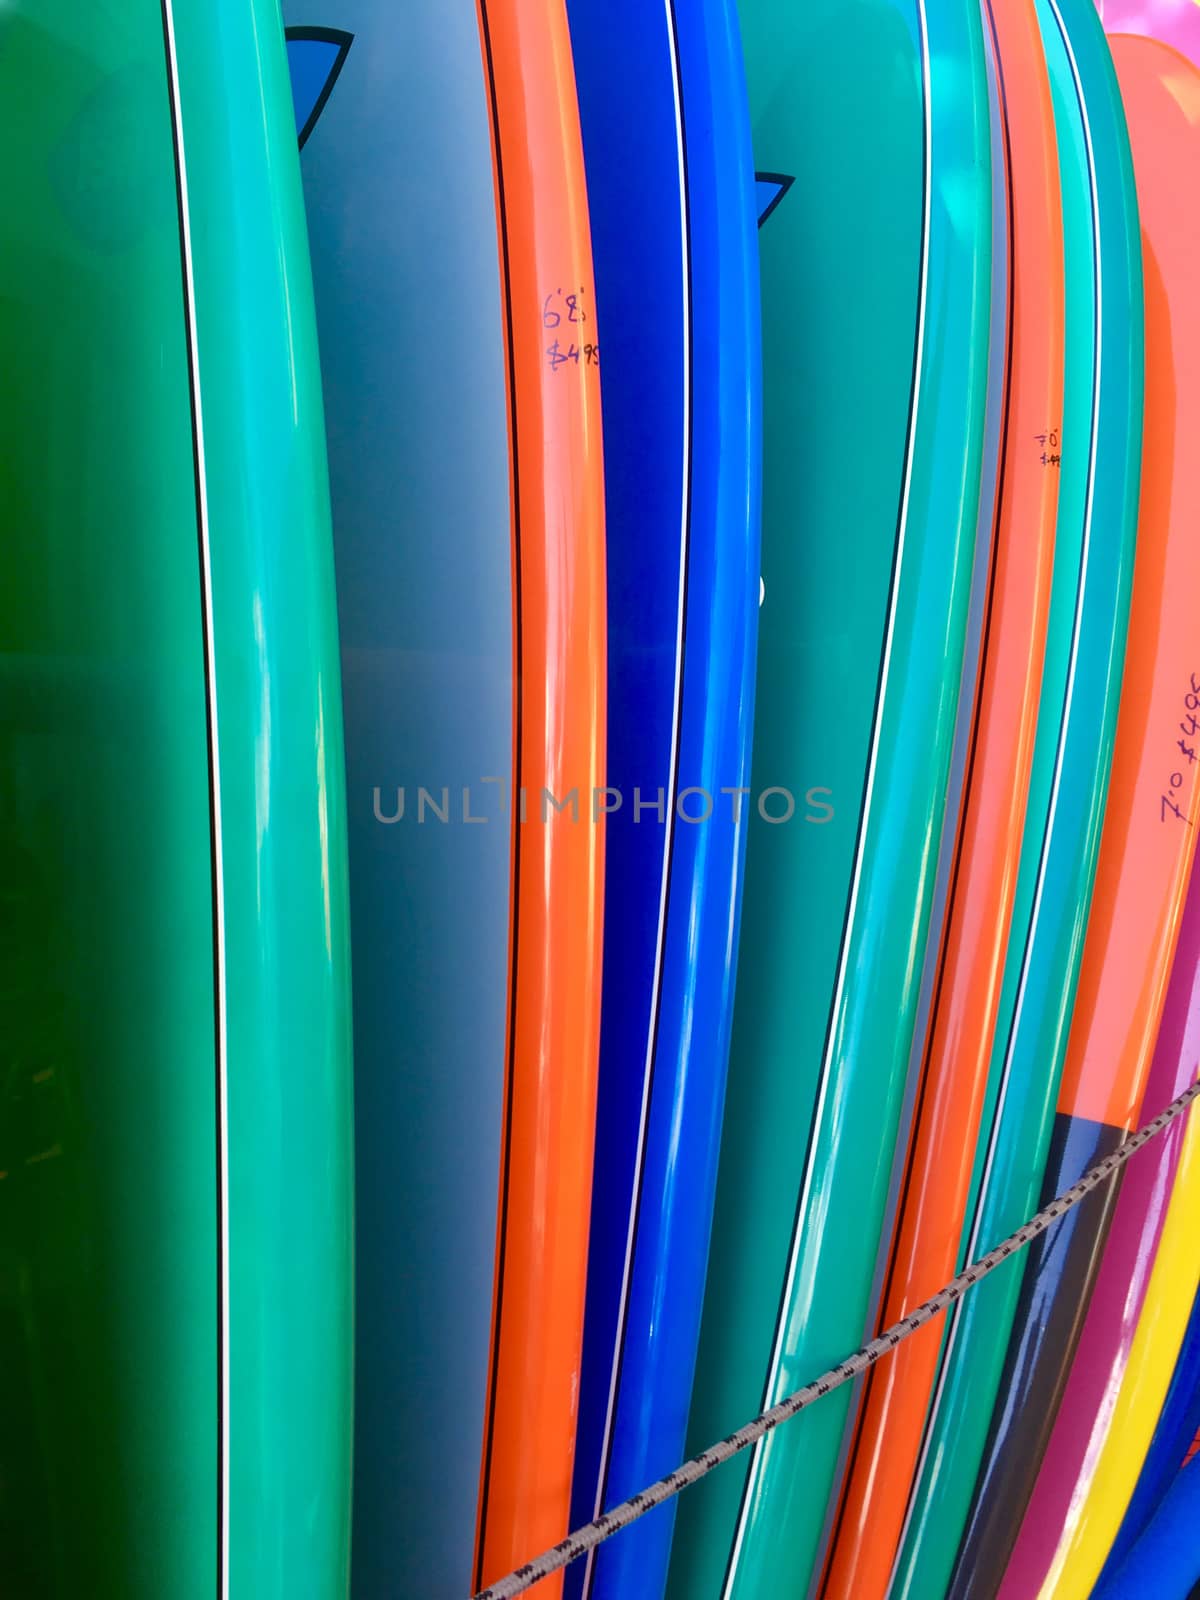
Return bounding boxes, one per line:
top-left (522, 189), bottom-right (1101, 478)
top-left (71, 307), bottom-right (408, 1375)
top-left (723, 2), bottom-right (934, 1592)
top-left (580, 7), bottom-right (692, 1593)
top-left (160, 5), bottom-right (230, 1595)
top-left (885, 2), bottom-right (1103, 1587)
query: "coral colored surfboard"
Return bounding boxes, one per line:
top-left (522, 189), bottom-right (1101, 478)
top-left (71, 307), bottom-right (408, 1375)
top-left (946, 27), bottom-right (1200, 1592)
top-left (285, 3), bottom-right (605, 1595)
top-left (664, 2), bottom-right (991, 1596)
top-left (0, 2), bottom-right (353, 1597)
top-left (1003, 863), bottom-right (1200, 1596)
top-left (814, 3), bottom-right (1062, 1593)
top-left (561, 6), bottom-right (762, 1600)
top-left (887, 1), bottom-right (1143, 1595)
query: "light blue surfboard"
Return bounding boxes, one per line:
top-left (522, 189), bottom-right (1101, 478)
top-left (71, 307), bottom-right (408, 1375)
top-left (286, 9), bottom-right (513, 1597)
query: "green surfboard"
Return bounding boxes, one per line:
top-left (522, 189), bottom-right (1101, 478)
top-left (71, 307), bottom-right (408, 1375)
top-left (0, 3), bottom-right (353, 1597)
top-left (665, 2), bottom-right (991, 1596)
top-left (888, 0), bottom-right (1143, 1592)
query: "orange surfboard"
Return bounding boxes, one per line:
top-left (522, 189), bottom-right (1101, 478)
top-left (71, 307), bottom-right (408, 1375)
top-left (943, 22), bottom-right (1200, 1585)
top-left (815, 3), bottom-right (1063, 1594)
top-left (473, 2), bottom-right (607, 1592)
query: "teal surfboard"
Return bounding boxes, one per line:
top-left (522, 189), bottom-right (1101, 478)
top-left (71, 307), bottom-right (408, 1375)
top-left (887, 0), bottom-right (1143, 1593)
top-left (664, 2), bottom-right (991, 1595)
top-left (0, 3), bottom-right (353, 1597)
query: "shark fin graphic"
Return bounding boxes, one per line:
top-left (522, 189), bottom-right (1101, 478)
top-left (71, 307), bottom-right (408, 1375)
top-left (286, 27), bottom-right (353, 149)
top-left (756, 171), bottom-right (794, 227)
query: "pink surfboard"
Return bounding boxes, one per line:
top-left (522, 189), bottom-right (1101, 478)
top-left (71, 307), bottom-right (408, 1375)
top-left (1100, 0), bottom-right (1200, 67)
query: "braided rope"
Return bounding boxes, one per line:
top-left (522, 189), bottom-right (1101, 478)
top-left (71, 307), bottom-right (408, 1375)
top-left (471, 1075), bottom-right (1200, 1599)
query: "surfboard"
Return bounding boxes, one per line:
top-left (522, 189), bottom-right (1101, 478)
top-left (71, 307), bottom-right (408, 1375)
top-left (1037, 1086), bottom-right (1200, 1599)
top-left (663, 3), bottom-right (991, 1596)
top-left (814, 3), bottom-right (1063, 1592)
top-left (560, 6), bottom-right (761, 1600)
top-left (865, 0), bottom-right (1017, 1283)
top-left (1103, 1283), bottom-right (1200, 1579)
top-left (1093, 1453), bottom-right (1200, 1600)
top-left (284, 2), bottom-right (606, 1594)
top-left (1004, 862), bottom-right (1200, 1596)
top-left (886, 2), bottom-right (1143, 1595)
top-left (283, 9), bottom-right (512, 1596)
top-left (945, 24), bottom-right (1200, 1590)
top-left (0, 2), bottom-right (353, 1597)
top-left (1101, 0), bottom-right (1200, 67)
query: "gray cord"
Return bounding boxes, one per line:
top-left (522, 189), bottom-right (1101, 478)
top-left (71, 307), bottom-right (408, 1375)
top-left (471, 1075), bottom-right (1200, 1599)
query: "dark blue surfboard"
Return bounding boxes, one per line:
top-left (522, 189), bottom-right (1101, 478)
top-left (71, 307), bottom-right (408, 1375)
top-left (1094, 1453), bottom-right (1200, 1600)
top-left (562, 4), bottom-right (761, 1599)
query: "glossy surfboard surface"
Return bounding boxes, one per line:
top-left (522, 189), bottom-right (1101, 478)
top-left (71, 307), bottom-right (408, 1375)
top-left (283, 5), bottom-right (513, 1596)
top-left (888, 1), bottom-right (1143, 1594)
top-left (947, 24), bottom-right (1200, 1589)
top-left (0, 3), bottom-right (353, 1597)
top-left (1038, 1082), bottom-right (1200, 1599)
top-left (664, 3), bottom-right (990, 1595)
top-left (814, 3), bottom-right (1063, 1592)
top-left (1004, 859), bottom-right (1200, 1597)
top-left (454, 11), bottom-right (605, 1585)
top-left (1101, 0), bottom-right (1200, 66)
top-left (1094, 1454), bottom-right (1200, 1600)
top-left (285, 3), bottom-right (606, 1595)
top-left (562, 5), bottom-right (761, 1600)
top-left (1104, 1283), bottom-right (1200, 1579)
